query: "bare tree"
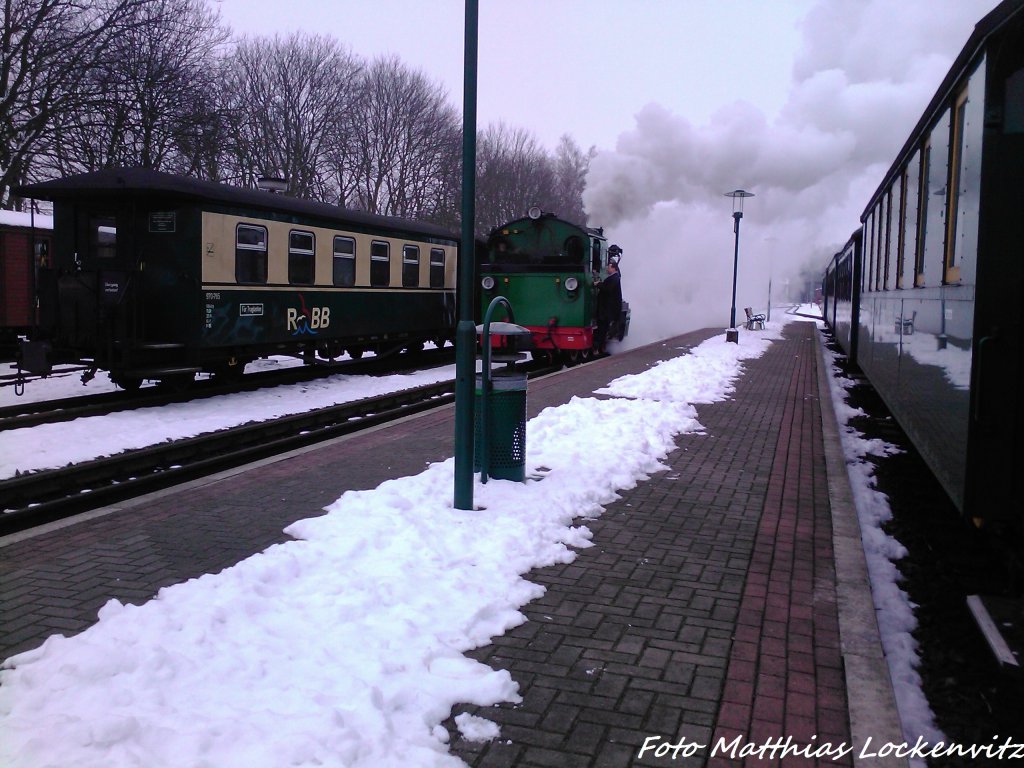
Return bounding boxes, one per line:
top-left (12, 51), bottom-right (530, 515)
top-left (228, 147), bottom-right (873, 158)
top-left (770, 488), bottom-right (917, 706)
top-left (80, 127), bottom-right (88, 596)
top-left (0, 0), bottom-right (155, 207)
top-left (173, 56), bottom-right (235, 182)
top-left (221, 33), bottom-right (362, 199)
top-left (343, 56), bottom-right (460, 223)
top-left (550, 133), bottom-right (595, 227)
top-left (43, 0), bottom-right (229, 176)
top-left (475, 122), bottom-right (557, 236)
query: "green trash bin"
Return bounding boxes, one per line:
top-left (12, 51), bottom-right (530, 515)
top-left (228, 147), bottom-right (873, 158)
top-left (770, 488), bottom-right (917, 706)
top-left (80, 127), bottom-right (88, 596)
top-left (474, 369), bottom-right (527, 481)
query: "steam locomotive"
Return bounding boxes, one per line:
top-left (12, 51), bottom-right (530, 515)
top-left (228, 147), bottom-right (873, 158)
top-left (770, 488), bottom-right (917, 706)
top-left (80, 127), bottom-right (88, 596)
top-left (479, 207), bottom-right (629, 364)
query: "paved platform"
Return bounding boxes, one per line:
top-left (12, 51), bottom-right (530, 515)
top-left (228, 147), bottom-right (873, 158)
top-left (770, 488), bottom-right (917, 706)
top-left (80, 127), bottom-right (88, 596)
top-left (0, 320), bottom-right (905, 767)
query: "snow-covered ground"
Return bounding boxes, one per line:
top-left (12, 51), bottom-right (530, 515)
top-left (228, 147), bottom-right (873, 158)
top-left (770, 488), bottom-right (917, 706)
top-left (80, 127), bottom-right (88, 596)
top-left (0, 309), bottom-right (939, 767)
top-left (820, 343), bottom-right (943, 756)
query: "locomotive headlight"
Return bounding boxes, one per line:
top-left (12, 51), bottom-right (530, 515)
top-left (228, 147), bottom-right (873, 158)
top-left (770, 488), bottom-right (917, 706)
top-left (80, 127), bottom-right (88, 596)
top-left (481, 276), bottom-right (495, 290)
top-left (564, 277), bottom-right (579, 291)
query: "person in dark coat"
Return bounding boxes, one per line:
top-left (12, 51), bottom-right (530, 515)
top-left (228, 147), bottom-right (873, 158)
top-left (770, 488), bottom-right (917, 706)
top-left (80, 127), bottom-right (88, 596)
top-left (595, 260), bottom-right (622, 353)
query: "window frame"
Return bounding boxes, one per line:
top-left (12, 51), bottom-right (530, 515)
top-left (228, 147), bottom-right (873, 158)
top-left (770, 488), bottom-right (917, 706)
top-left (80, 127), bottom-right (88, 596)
top-left (943, 87), bottom-right (968, 284)
top-left (429, 248), bottom-right (446, 289)
top-left (288, 229), bottom-right (316, 285)
top-left (914, 138), bottom-right (930, 286)
top-left (235, 223), bottom-right (268, 285)
top-left (894, 170), bottom-right (907, 289)
top-left (91, 214), bottom-right (117, 260)
top-left (370, 240), bottom-right (390, 287)
top-left (402, 244), bottom-right (420, 287)
top-left (333, 235), bottom-right (356, 287)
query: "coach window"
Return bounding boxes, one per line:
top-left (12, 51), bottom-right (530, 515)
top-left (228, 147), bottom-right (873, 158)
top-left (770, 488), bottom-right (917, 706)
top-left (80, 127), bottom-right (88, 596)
top-left (91, 215), bottom-right (117, 259)
top-left (913, 138), bottom-right (931, 286)
top-left (235, 223), bottom-right (268, 284)
top-left (893, 171), bottom-right (906, 289)
top-left (370, 240), bottom-right (390, 287)
top-left (952, 64), bottom-right (985, 284)
top-left (402, 245), bottom-right (420, 287)
top-left (288, 230), bottom-right (315, 285)
top-left (902, 152), bottom-right (920, 288)
top-left (872, 201), bottom-right (884, 290)
top-left (881, 191), bottom-right (892, 290)
top-left (921, 110), bottom-right (950, 287)
top-left (429, 248), bottom-right (445, 288)
top-left (864, 211), bottom-right (875, 292)
top-left (943, 88), bottom-right (968, 283)
top-left (333, 236), bottom-right (355, 287)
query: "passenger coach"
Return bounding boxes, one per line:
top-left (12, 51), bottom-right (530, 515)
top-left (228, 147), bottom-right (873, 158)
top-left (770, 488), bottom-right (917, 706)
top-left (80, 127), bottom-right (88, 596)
top-left (15, 168), bottom-right (458, 389)
top-left (821, 0), bottom-right (1023, 539)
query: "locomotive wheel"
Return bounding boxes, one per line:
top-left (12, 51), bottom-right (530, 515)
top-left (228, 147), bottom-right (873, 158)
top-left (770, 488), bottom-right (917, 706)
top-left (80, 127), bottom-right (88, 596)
top-left (565, 350), bottom-right (581, 366)
top-left (348, 347), bottom-right (364, 360)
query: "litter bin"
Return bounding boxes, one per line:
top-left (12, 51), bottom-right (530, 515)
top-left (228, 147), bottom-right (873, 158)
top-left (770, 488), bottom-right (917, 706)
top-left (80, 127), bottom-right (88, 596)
top-left (474, 368), bottom-right (527, 481)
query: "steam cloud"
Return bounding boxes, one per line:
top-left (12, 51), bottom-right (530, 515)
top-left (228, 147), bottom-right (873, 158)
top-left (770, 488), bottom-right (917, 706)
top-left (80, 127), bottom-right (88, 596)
top-left (585, 0), bottom-right (996, 346)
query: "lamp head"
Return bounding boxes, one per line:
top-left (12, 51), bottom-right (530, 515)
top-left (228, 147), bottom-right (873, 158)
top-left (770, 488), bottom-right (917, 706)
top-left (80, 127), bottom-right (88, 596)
top-left (724, 189), bottom-right (755, 216)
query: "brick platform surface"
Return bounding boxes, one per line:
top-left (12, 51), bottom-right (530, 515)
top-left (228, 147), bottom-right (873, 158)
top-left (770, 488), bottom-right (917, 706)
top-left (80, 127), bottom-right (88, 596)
top-left (0, 320), bottom-right (896, 767)
top-left (446, 322), bottom-right (858, 768)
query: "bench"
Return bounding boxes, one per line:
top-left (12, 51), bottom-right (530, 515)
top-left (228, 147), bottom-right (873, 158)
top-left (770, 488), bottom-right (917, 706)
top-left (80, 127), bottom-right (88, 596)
top-left (744, 307), bottom-right (766, 330)
top-left (895, 310), bottom-right (916, 335)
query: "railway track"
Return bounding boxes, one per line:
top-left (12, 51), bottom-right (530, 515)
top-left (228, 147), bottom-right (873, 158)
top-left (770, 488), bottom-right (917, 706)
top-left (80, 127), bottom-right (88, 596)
top-left (0, 379), bottom-right (456, 536)
top-left (0, 347), bottom-right (455, 430)
top-left (0, 360), bottom-right (563, 537)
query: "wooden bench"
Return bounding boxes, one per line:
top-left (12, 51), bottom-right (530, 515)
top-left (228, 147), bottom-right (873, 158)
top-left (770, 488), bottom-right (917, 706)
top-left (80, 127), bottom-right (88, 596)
top-left (744, 307), bottom-right (766, 330)
top-left (895, 310), bottom-right (916, 335)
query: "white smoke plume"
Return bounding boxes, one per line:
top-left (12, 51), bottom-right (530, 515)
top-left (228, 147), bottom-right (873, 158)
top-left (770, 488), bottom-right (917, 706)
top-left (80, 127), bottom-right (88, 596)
top-left (586, 0), bottom-right (997, 346)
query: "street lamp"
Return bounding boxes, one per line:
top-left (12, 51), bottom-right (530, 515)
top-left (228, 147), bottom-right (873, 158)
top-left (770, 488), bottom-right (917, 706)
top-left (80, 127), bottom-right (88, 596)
top-left (724, 189), bottom-right (754, 343)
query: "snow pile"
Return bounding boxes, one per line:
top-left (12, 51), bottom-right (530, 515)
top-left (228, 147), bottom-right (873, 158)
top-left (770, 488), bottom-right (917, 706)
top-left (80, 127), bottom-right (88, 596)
top-left (0, 330), bottom-right (779, 767)
top-left (597, 323), bottom-right (785, 402)
top-left (823, 346), bottom-right (944, 748)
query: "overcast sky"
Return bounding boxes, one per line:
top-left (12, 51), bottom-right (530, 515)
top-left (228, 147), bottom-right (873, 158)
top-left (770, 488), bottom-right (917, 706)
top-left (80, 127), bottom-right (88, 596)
top-left (215, 0), bottom-right (1000, 342)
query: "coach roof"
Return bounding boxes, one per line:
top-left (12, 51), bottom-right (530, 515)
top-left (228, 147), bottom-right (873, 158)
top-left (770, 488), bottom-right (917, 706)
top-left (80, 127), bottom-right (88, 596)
top-left (14, 167), bottom-right (458, 241)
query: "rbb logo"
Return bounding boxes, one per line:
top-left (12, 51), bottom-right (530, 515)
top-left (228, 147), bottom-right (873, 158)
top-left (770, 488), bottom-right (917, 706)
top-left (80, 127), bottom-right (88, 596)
top-left (287, 305), bottom-right (330, 334)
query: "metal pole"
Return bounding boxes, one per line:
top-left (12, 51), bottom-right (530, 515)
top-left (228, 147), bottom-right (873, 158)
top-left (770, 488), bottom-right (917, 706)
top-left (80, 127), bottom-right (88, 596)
top-left (453, 0), bottom-right (478, 510)
top-left (767, 275), bottom-right (772, 322)
top-left (729, 211), bottom-right (742, 337)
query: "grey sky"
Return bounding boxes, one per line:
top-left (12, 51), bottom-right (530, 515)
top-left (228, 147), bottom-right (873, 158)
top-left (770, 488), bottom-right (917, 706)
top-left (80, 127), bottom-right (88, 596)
top-left (216, 0), bottom-right (815, 152)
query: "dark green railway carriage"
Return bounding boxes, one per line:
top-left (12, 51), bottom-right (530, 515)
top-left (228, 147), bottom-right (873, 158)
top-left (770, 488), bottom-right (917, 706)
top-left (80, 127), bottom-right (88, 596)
top-left (821, 0), bottom-right (1024, 540)
top-left (16, 168), bottom-right (458, 388)
top-left (479, 209), bottom-right (628, 363)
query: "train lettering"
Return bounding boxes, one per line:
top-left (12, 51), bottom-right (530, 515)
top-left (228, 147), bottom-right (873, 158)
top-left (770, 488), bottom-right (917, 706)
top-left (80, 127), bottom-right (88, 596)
top-left (287, 306), bottom-right (330, 333)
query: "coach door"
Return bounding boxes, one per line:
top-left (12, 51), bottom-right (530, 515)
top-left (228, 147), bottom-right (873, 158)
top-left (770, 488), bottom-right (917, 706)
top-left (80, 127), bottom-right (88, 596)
top-left (67, 207), bottom-right (140, 362)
